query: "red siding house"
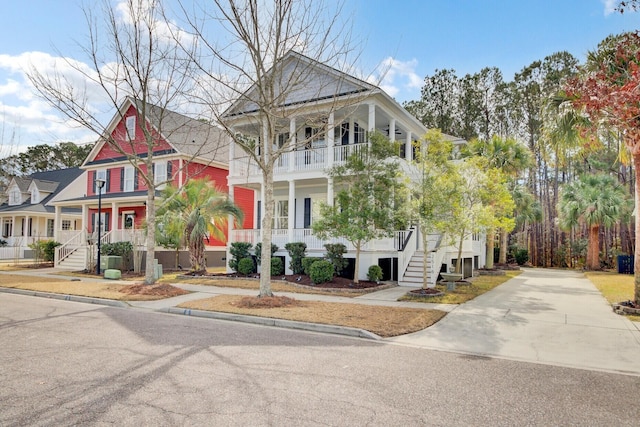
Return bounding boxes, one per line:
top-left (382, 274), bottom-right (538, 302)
top-left (52, 98), bottom-right (253, 271)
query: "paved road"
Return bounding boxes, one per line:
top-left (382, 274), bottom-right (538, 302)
top-left (2, 294), bottom-right (640, 426)
top-left (390, 268), bottom-right (640, 374)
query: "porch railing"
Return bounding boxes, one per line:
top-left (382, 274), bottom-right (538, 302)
top-left (55, 230), bottom-right (85, 265)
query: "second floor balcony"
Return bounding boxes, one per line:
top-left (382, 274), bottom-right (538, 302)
top-left (232, 142), bottom-right (371, 180)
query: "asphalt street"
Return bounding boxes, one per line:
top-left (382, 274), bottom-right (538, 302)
top-left (1, 293), bottom-right (639, 426)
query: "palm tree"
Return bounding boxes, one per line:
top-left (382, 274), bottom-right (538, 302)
top-left (160, 178), bottom-right (243, 275)
top-left (558, 174), bottom-right (631, 270)
top-left (464, 136), bottom-right (532, 266)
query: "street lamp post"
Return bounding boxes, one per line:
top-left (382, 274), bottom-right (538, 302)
top-left (95, 178), bottom-right (106, 275)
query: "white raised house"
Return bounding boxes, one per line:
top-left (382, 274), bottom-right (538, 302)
top-left (0, 168), bottom-right (84, 260)
top-left (225, 51), bottom-right (485, 285)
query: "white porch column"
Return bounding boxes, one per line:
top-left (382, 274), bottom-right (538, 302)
top-left (111, 202), bottom-right (118, 236)
top-left (228, 138), bottom-right (234, 178)
top-left (327, 177), bottom-right (334, 207)
top-left (82, 204), bottom-right (88, 239)
top-left (288, 180), bottom-right (295, 241)
top-left (11, 215), bottom-right (16, 240)
top-left (289, 117), bottom-right (296, 172)
top-left (24, 215), bottom-right (30, 242)
top-left (228, 185), bottom-right (235, 243)
top-left (178, 158), bottom-right (184, 187)
top-left (368, 104), bottom-right (375, 135)
top-left (54, 206), bottom-right (61, 242)
top-left (405, 132), bottom-right (412, 161)
top-left (389, 118), bottom-right (396, 142)
top-left (349, 118), bottom-right (355, 145)
top-left (327, 112), bottom-right (334, 168)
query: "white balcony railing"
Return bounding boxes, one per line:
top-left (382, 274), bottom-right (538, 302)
top-left (231, 143), bottom-right (371, 178)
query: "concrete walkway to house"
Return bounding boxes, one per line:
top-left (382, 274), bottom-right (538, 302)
top-left (388, 268), bottom-right (640, 375)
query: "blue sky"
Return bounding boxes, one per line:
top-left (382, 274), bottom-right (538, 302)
top-left (0, 0), bottom-right (639, 154)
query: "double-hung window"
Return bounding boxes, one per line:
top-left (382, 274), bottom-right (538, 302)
top-left (154, 162), bottom-right (167, 188)
top-left (125, 116), bottom-right (136, 140)
top-left (123, 166), bottom-right (135, 192)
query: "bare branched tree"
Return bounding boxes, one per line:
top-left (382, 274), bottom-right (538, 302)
top-left (27, 0), bottom-right (226, 284)
top-left (177, 0), bottom-right (364, 296)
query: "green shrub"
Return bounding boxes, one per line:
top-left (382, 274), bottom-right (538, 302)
top-left (230, 242), bottom-right (252, 272)
top-left (100, 241), bottom-right (133, 256)
top-left (310, 260), bottom-right (334, 284)
top-left (237, 257), bottom-right (255, 275)
top-left (270, 257), bottom-right (284, 276)
top-left (367, 265), bottom-right (383, 282)
top-left (28, 240), bottom-right (61, 262)
top-left (302, 257), bottom-right (322, 276)
top-left (0, 239), bottom-right (7, 247)
top-left (514, 249), bottom-right (529, 266)
top-left (255, 243), bottom-right (278, 265)
top-left (324, 243), bottom-right (348, 276)
top-left (285, 242), bottom-right (307, 274)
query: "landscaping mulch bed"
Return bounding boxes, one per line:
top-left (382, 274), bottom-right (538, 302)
top-left (407, 288), bottom-right (445, 298)
top-left (119, 283), bottom-right (189, 298)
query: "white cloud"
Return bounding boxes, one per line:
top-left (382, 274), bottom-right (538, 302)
top-left (602, 0), bottom-right (617, 15)
top-left (370, 57), bottom-right (423, 102)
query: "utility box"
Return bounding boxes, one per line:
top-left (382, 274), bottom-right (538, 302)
top-left (617, 255), bottom-right (634, 274)
top-left (101, 256), bottom-right (123, 270)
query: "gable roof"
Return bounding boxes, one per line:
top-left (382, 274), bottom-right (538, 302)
top-left (83, 98), bottom-right (230, 167)
top-left (0, 167), bottom-right (83, 214)
top-left (224, 51), bottom-right (379, 117)
top-left (11, 177), bottom-right (31, 192)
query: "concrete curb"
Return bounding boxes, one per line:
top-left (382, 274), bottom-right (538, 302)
top-left (0, 287), bottom-right (129, 308)
top-left (163, 307), bottom-right (381, 340)
top-left (0, 286), bottom-right (380, 340)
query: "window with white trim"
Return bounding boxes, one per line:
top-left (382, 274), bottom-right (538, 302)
top-left (123, 166), bottom-right (135, 192)
top-left (61, 220), bottom-right (72, 231)
top-left (31, 188), bottom-right (39, 204)
top-left (274, 200), bottom-right (288, 229)
top-left (154, 162), bottom-right (167, 187)
top-left (8, 189), bottom-right (21, 205)
top-left (96, 169), bottom-right (107, 194)
top-left (47, 219), bottom-right (54, 237)
top-left (125, 116), bottom-right (136, 140)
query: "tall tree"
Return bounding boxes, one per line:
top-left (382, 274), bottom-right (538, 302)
top-left (180, 0), bottom-right (357, 296)
top-left (313, 132), bottom-right (407, 283)
top-left (408, 129), bottom-right (455, 288)
top-left (160, 178), bottom-right (243, 274)
top-left (558, 174), bottom-right (631, 270)
top-left (404, 69), bottom-right (460, 135)
top-left (27, 0), bottom-right (207, 284)
top-left (565, 31), bottom-right (640, 300)
top-left (463, 136), bottom-right (531, 265)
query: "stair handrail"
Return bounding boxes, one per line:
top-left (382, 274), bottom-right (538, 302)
top-left (398, 226), bottom-right (418, 280)
top-left (54, 230), bottom-right (85, 266)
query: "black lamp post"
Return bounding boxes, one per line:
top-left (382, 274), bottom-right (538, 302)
top-left (95, 178), bottom-right (106, 275)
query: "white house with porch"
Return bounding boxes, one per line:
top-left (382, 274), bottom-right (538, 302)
top-left (0, 168), bottom-right (84, 260)
top-left (225, 51), bottom-right (485, 285)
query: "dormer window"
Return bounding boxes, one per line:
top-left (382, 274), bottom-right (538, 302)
top-left (31, 188), bottom-right (39, 204)
top-left (125, 116), bottom-right (136, 140)
top-left (8, 189), bottom-right (21, 205)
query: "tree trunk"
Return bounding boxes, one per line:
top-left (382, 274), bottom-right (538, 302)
top-left (144, 183), bottom-right (156, 284)
top-left (498, 228), bottom-right (508, 264)
top-left (259, 168), bottom-right (275, 297)
top-left (422, 230), bottom-right (429, 289)
top-left (486, 228), bottom-right (495, 269)
top-left (353, 242), bottom-right (361, 284)
top-left (456, 232), bottom-right (464, 275)
top-left (634, 153), bottom-right (640, 303)
top-left (587, 224), bottom-right (600, 270)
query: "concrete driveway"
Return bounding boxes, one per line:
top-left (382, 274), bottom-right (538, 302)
top-left (389, 268), bottom-right (640, 375)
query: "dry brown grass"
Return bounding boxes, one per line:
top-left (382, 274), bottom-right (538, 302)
top-left (160, 274), bottom-right (372, 298)
top-left (584, 271), bottom-right (640, 322)
top-left (178, 295), bottom-right (447, 337)
top-left (398, 270), bottom-right (522, 304)
top-left (0, 273), bottom-right (177, 301)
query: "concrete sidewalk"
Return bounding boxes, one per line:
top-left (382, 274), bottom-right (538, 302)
top-left (388, 268), bottom-right (640, 375)
top-left (3, 266), bottom-right (640, 375)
